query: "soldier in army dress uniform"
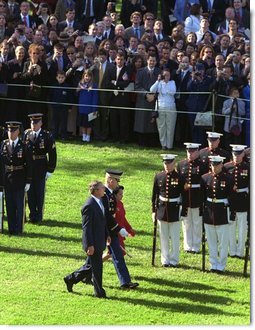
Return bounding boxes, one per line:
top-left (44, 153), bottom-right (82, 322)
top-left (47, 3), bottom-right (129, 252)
top-left (23, 113), bottom-right (57, 223)
top-left (199, 132), bottom-right (231, 172)
top-left (200, 155), bottom-right (234, 273)
top-left (0, 122), bottom-right (32, 235)
top-left (152, 154), bottom-right (186, 267)
top-left (177, 143), bottom-right (207, 253)
top-left (224, 145), bottom-right (250, 258)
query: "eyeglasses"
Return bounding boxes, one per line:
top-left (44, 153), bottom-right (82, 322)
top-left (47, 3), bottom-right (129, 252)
top-left (148, 49), bottom-right (155, 51)
top-left (0, 4), bottom-right (6, 7)
top-left (146, 17), bottom-right (154, 20)
top-left (67, 52), bottom-right (74, 55)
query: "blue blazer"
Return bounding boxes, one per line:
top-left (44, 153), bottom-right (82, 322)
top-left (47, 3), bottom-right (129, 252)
top-left (81, 196), bottom-right (108, 252)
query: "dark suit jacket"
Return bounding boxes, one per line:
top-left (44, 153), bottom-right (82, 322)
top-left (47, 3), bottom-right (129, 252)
top-left (81, 196), bottom-right (108, 252)
top-left (58, 20), bottom-right (81, 32)
top-left (19, 14), bottom-right (37, 29)
top-left (75, 0), bottom-right (104, 22)
top-left (124, 25), bottom-right (145, 41)
top-left (104, 25), bottom-right (115, 40)
top-left (199, 0), bottom-right (227, 30)
top-left (91, 61), bottom-right (115, 105)
top-left (109, 65), bottom-right (131, 106)
top-left (5, 2), bottom-right (20, 23)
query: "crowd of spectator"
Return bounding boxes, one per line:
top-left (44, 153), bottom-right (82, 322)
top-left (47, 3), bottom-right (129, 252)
top-left (0, 0), bottom-right (251, 149)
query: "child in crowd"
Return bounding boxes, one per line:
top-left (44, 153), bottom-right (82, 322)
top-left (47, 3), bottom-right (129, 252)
top-left (51, 71), bottom-right (71, 140)
top-left (77, 69), bottom-right (98, 142)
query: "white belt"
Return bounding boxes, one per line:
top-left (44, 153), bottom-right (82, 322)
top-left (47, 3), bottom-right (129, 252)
top-left (207, 198), bottom-right (228, 205)
top-left (159, 196), bottom-right (181, 203)
top-left (236, 187), bottom-right (249, 193)
top-left (190, 184), bottom-right (200, 188)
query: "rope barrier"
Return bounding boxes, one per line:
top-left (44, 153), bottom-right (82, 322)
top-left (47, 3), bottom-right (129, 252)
top-left (0, 84), bottom-right (250, 122)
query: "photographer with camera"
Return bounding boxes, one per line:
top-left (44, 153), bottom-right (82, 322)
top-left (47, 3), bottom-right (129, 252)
top-left (150, 68), bottom-right (177, 150)
top-left (186, 62), bottom-right (213, 145)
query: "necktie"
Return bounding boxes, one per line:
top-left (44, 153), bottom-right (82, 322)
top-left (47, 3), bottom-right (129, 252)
top-left (99, 63), bottom-right (103, 88)
top-left (85, 0), bottom-right (91, 18)
top-left (57, 57), bottom-right (63, 71)
top-left (104, 31), bottom-right (108, 39)
top-left (10, 4), bottom-right (14, 14)
top-left (135, 28), bottom-right (139, 39)
top-left (99, 200), bottom-right (104, 214)
top-left (12, 141), bottom-right (15, 152)
top-left (181, 71), bottom-right (185, 80)
top-left (236, 11), bottom-right (241, 24)
top-left (33, 132), bottom-right (37, 142)
top-left (234, 64), bottom-right (239, 76)
top-left (207, 0), bottom-right (212, 11)
top-left (23, 15), bottom-right (27, 27)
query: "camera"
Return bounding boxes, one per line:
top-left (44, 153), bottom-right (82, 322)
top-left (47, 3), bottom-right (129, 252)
top-left (16, 28), bottom-right (24, 34)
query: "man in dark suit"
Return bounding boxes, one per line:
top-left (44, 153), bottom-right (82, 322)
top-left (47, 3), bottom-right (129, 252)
top-left (64, 180), bottom-right (110, 298)
top-left (48, 43), bottom-right (70, 83)
top-left (199, 0), bottom-right (228, 32)
top-left (152, 19), bottom-right (171, 43)
top-left (108, 52), bottom-right (132, 143)
top-left (19, 1), bottom-right (37, 29)
top-left (58, 8), bottom-right (81, 32)
top-left (174, 56), bottom-right (192, 147)
top-left (232, 0), bottom-right (250, 32)
top-left (102, 15), bottom-right (115, 40)
top-left (124, 11), bottom-right (145, 41)
top-left (216, 6), bottom-right (235, 35)
top-left (0, 121), bottom-right (32, 235)
top-left (5, 0), bottom-right (20, 27)
top-left (23, 113), bottom-right (57, 223)
top-left (90, 48), bottom-right (115, 141)
top-left (134, 54), bottom-right (161, 147)
top-left (75, 0), bottom-right (104, 32)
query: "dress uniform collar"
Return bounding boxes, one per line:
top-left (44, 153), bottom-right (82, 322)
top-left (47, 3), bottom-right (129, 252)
top-left (9, 137), bottom-right (19, 148)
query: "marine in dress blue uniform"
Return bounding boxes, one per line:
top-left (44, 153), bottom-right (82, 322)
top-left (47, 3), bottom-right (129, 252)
top-left (23, 113), bottom-right (57, 223)
top-left (199, 131), bottom-right (231, 172)
top-left (152, 154), bottom-right (186, 267)
top-left (0, 122), bottom-right (32, 235)
top-left (177, 143), bottom-right (207, 253)
top-left (200, 155), bottom-right (234, 273)
top-left (224, 145), bottom-right (250, 258)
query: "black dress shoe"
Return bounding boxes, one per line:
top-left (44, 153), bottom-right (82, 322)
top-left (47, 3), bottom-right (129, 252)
top-left (162, 264), bottom-right (170, 267)
top-left (94, 294), bottom-right (107, 298)
top-left (169, 264), bottom-right (178, 268)
top-left (120, 282), bottom-right (139, 289)
top-left (210, 269), bottom-right (217, 273)
top-left (64, 277), bottom-right (73, 292)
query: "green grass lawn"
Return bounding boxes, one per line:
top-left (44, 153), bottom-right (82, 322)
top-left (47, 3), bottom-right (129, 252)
top-left (0, 141), bottom-right (250, 325)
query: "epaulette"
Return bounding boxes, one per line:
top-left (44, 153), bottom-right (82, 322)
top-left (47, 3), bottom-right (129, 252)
top-left (24, 128), bottom-right (32, 134)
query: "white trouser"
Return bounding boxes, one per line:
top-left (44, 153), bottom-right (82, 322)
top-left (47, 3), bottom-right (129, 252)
top-left (181, 207), bottom-right (202, 252)
top-left (156, 107), bottom-right (177, 149)
top-left (158, 220), bottom-right (180, 265)
top-left (229, 212), bottom-right (248, 257)
top-left (204, 224), bottom-right (229, 271)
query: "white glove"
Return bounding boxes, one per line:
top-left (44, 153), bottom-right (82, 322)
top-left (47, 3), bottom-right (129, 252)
top-left (228, 220), bottom-right (235, 225)
top-left (45, 172), bottom-right (52, 180)
top-left (152, 212), bottom-right (156, 223)
top-left (119, 228), bottom-right (128, 238)
top-left (24, 184), bottom-right (30, 192)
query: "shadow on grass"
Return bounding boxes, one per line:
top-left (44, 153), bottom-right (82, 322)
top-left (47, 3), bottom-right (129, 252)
top-left (0, 245), bottom-right (85, 261)
top-left (109, 295), bottom-right (242, 317)
top-left (33, 219), bottom-right (81, 230)
top-left (22, 231), bottom-right (81, 243)
top-left (135, 276), bottom-right (237, 293)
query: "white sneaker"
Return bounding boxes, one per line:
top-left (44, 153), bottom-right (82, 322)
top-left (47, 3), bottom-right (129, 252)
top-left (86, 135), bottom-right (91, 142)
top-left (82, 134), bottom-right (87, 142)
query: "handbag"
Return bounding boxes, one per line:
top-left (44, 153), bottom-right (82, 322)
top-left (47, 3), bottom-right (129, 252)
top-left (0, 83), bottom-right (8, 97)
top-left (194, 111), bottom-right (212, 126)
top-left (194, 93), bottom-right (213, 126)
top-left (27, 84), bottom-right (41, 99)
top-left (230, 124), bottom-right (241, 136)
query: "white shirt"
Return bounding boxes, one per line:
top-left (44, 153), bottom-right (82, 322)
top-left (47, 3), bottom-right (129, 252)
top-left (33, 128), bottom-right (41, 139)
top-left (150, 80), bottom-right (176, 108)
top-left (92, 195), bottom-right (104, 213)
top-left (9, 137), bottom-right (19, 148)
